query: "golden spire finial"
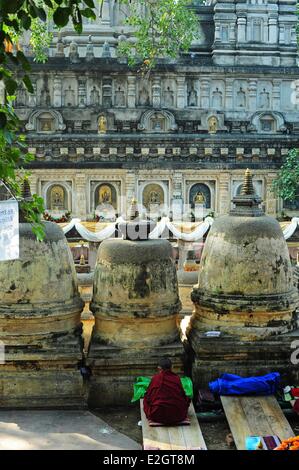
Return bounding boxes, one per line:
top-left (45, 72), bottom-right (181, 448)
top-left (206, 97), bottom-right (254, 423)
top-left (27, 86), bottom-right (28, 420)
top-left (241, 168), bottom-right (255, 196)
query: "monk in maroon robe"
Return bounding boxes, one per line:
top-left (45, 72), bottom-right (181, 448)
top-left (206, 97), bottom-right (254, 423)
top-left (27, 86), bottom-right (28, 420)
top-left (143, 358), bottom-right (190, 425)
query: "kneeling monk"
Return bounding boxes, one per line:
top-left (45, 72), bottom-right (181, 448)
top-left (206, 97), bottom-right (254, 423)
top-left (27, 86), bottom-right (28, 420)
top-left (143, 358), bottom-right (190, 425)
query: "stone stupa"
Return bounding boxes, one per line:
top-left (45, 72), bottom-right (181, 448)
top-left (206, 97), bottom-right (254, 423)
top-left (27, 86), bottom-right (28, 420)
top-left (87, 198), bottom-right (184, 406)
top-left (185, 169), bottom-right (299, 388)
top-left (0, 180), bottom-right (85, 407)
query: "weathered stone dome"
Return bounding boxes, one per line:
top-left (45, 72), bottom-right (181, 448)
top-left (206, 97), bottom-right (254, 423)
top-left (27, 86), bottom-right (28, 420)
top-left (190, 170), bottom-right (299, 339)
top-left (0, 222), bottom-right (83, 344)
top-left (90, 238), bottom-right (181, 347)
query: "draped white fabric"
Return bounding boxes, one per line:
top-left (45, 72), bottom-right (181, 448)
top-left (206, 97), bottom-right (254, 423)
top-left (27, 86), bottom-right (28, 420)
top-left (283, 217), bottom-right (299, 240)
top-left (61, 216), bottom-right (298, 243)
top-left (62, 216), bottom-right (214, 242)
top-left (62, 217), bottom-right (124, 242)
top-left (149, 216), bottom-right (214, 242)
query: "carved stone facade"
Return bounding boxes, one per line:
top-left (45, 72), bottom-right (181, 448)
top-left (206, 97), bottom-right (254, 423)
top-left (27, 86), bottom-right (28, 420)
top-left (17, 0), bottom-right (299, 219)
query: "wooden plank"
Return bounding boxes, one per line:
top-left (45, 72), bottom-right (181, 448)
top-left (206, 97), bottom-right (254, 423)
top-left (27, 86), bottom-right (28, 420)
top-left (221, 396), bottom-right (252, 450)
top-left (258, 396), bottom-right (295, 441)
top-left (221, 395), bottom-right (294, 450)
top-left (240, 396), bottom-right (274, 436)
top-left (140, 400), bottom-right (207, 450)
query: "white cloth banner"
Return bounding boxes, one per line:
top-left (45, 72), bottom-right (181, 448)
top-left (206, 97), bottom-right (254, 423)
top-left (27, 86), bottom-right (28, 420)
top-left (283, 217), bottom-right (299, 240)
top-left (63, 216), bottom-right (213, 242)
top-left (0, 200), bottom-right (19, 261)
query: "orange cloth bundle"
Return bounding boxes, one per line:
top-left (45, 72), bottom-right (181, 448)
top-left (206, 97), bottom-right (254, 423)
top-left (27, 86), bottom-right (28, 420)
top-left (274, 436), bottom-right (299, 451)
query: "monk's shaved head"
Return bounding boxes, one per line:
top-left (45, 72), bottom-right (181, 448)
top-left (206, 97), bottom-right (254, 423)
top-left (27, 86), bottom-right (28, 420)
top-left (159, 357), bottom-right (172, 370)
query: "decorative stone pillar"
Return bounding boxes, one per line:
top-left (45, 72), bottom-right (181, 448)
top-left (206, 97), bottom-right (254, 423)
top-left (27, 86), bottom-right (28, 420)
top-left (53, 75), bottom-right (62, 108)
top-left (215, 23), bottom-right (221, 42)
top-left (272, 80), bottom-right (281, 110)
top-left (265, 172), bottom-right (278, 216)
top-left (125, 171), bottom-right (137, 209)
top-left (269, 16), bottom-right (278, 44)
top-left (75, 174), bottom-right (87, 219)
top-left (102, 77), bottom-right (112, 107)
top-left (237, 17), bottom-right (246, 42)
top-left (225, 78), bottom-right (233, 109)
top-left (200, 79), bottom-right (210, 109)
top-left (248, 79), bottom-right (257, 111)
top-left (152, 76), bottom-right (161, 108)
top-left (127, 75), bottom-right (136, 108)
top-left (176, 76), bottom-right (186, 109)
top-left (218, 173), bottom-right (230, 215)
top-left (100, 0), bottom-right (111, 26)
top-left (229, 22), bottom-right (236, 43)
top-left (172, 172), bottom-right (183, 220)
top-left (279, 24), bottom-right (285, 44)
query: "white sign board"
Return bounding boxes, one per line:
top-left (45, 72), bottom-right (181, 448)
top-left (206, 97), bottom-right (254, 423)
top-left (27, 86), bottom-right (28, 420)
top-left (0, 200), bottom-right (19, 261)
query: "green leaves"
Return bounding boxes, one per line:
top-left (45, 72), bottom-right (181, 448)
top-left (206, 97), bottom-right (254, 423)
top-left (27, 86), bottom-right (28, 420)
top-left (53, 7), bottom-right (72, 27)
top-left (272, 149), bottom-right (299, 202)
top-left (0, 112), bottom-right (7, 129)
top-left (23, 75), bottom-right (34, 93)
top-left (116, 0), bottom-right (199, 70)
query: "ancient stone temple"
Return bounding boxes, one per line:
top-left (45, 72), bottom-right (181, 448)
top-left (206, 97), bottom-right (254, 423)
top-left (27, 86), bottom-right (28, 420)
top-left (0, 187), bottom-right (85, 407)
top-left (185, 170), bottom-right (299, 389)
top-left (87, 207), bottom-right (184, 406)
top-left (14, 0), bottom-right (298, 221)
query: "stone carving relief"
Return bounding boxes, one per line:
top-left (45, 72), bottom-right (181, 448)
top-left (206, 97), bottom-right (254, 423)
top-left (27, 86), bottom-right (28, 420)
top-left (114, 82), bottom-right (126, 107)
top-left (26, 109), bottom-right (66, 133)
top-left (188, 87), bottom-right (198, 107)
top-left (258, 88), bottom-right (270, 108)
top-left (40, 77), bottom-right (51, 107)
top-left (138, 85), bottom-right (150, 106)
top-left (90, 86), bottom-right (100, 106)
top-left (198, 112), bottom-right (227, 133)
top-left (16, 85), bottom-right (27, 107)
top-left (211, 87), bottom-right (223, 108)
top-left (163, 86), bottom-right (175, 107)
top-left (236, 87), bottom-right (246, 107)
top-left (64, 85), bottom-right (76, 107)
top-left (138, 110), bottom-right (177, 133)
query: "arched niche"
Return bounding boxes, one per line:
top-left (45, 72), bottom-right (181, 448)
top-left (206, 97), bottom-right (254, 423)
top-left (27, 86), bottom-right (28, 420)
top-left (95, 183), bottom-right (118, 210)
top-left (25, 109), bottom-right (66, 133)
top-left (142, 183), bottom-right (166, 211)
top-left (138, 110), bottom-right (177, 133)
top-left (189, 183), bottom-right (212, 209)
top-left (46, 184), bottom-right (69, 212)
top-left (250, 111), bottom-right (286, 134)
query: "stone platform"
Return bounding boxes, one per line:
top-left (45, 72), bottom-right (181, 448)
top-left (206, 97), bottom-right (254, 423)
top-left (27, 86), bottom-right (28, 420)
top-left (184, 318), bottom-right (299, 392)
top-left (0, 410), bottom-right (140, 450)
top-left (87, 341), bottom-right (186, 407)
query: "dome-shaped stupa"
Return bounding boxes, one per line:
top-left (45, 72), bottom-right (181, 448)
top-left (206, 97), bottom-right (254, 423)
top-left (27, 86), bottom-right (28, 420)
top-left (189, 169), bottom-right (299, 340)
top-left (0, 181), bottom-right (84, 407)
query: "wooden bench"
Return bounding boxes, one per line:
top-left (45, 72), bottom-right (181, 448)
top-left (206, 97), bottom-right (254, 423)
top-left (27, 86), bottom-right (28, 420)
top-left (140, 399), bottom-right (207, 450)
top-left (221, 395), bottom-right (295, 450)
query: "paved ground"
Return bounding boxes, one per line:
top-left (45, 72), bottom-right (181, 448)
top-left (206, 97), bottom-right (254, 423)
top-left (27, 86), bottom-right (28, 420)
top-left (0, 410), bottom-right (141, 450)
